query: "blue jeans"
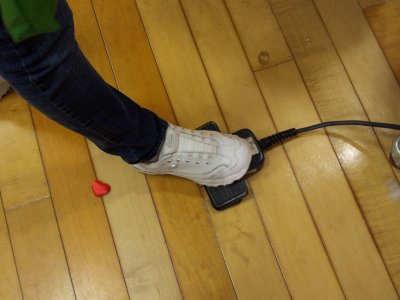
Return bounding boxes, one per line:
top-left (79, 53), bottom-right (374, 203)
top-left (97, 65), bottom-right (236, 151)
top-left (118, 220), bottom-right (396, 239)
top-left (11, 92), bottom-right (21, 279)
top-left (0, 0), bottom-right (168, 164)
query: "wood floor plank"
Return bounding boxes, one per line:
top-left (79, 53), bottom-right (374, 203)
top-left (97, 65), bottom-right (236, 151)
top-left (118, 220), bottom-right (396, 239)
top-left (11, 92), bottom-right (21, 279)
top-left (70, 0), bottom-right (182, 298)
top-left (133, 0), bottom-right (226, 127)
top-left (0, 92), bottom-right (73, 299)
top-left (6, 198), bottom-right (75, 300)
top-left (28, 6), bottom-right (134, 290)
top-left (2, 3), bottom-right (128, 299)
top-left (314, 0), bottom-right (400, 288)
top-left (0, 93), bottom-right (49, 209)
top-left (256, 60), bottom-right (397, 299)
top-left (0, 194), bottom-right (22, 300)
top-left (29, 14), bottom-right (130, 290)
top-left (224, 0), bottom-right (292, 71)
top-left (313, 0), bottom-right (400, 165)
top-left (269, 0), bottom-right (400, 294)
top-left (177, 0), bottom-right (347, 298)
top-left (148, 178), bottom-right (238, 300)
top-left (88, 149), bottom-right (182, 299)
top-left (133, 0), bottom-right (300, 298)
top-left (90, 0), bottom-right (237, 298)
top-left (358, 0), bottom-right (391, 9)
top-left (365, 0), bottom-right (400, 82)
top-left (31, 108), bottom-right (129, 299)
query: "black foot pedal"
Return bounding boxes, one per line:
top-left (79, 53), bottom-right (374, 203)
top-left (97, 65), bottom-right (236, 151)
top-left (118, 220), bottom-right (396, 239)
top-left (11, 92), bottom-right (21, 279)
top-left (205, 180), bottom-right (248, 210)
top-left (197, 122), bottom-right (247, 210)
top-left (197, 121), bottom-right (265, 210)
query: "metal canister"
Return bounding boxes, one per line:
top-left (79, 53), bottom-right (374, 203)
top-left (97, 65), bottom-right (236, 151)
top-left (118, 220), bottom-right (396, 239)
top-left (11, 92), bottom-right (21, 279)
top-left (391, 136), bottom-right (400, 168)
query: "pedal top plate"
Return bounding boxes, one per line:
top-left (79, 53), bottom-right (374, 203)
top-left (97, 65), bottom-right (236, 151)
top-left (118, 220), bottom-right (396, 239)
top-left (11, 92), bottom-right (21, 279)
top-left (197, 121), bottom-right (248, 210)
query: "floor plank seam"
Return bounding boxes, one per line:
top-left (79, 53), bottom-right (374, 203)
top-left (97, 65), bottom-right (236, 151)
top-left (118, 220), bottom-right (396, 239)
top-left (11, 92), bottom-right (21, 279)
top-left (263, 0), bottom-right (361, 296)
top-left (143, 174), bottom-right (185, 299)
top-left (85, 139), bottom-right (131, 299)
top-left (271, 0), bottom-right (399, 294)
top-left (246, 184), bottom-right (295, 299)
top-left (359, 0), bottom-right (392, 9)
top-left (253, 58), bottom-right (294, 73)
top-left (81, 2), bottom-right (146, 298)
top-left (363, 4), bottom-right (400, 85)
top-left (326, 0), bottom-right (400, 187)
top-left (28, 66), bottom-right (84, 300)
top-left (89, 0), bottom-right (121, 91)
top-left (123, 0), bottom-right (189, 296)
top-left (177, 0), bottom-right (295, 296)
top-left (253, 67), bottom-right (347, 296)
top-left (309, 0), bottom-right (400, 181)
top-left (219, 2), bottom-right (329, 297)
top-left (0, 190), bottom-right (25, 300)
top-left (4, 195), bottom-right (50, 211)
top-left (132, 0), bottom-right (180, 126)
top-left (311, 0), bottom-right (400, 297)
top-left (200, 187), bottom-right (240, 299)
top-left (175, 1), bottom-right (268, 297)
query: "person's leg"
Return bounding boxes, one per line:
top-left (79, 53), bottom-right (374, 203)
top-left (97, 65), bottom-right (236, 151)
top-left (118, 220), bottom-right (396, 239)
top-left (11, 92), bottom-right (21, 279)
top-left (0, 0), bottom-right (167, 164)
top-left (0, 0), bottom-right (252, 186)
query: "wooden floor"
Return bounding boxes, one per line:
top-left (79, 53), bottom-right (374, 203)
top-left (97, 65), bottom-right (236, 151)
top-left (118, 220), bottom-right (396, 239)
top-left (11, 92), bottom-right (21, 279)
top-left (1, 0), bottom-right (400, 299)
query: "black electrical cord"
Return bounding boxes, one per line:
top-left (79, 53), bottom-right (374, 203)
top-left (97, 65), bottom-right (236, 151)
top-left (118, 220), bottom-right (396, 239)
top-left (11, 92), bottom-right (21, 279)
top-left (258, 120), bottom-right (400, 151)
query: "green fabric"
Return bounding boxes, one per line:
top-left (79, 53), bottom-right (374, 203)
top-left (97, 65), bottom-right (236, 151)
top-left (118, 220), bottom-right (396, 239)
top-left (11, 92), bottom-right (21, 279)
top-left (0, 0), bottom-right (59, 42)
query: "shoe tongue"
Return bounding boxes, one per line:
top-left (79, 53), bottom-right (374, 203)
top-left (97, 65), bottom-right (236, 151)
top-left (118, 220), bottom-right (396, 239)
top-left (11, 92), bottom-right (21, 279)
top-left (159, 127), bottom-right (179, 156)
top-left (158, 126), bottom-right (217, 159)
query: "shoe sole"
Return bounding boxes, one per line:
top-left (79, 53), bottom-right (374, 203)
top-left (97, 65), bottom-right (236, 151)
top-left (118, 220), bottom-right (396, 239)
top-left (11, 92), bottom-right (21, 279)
top-left (133, 129), bottom-right (253, 187)
top-left (137, 158), bottom-right (251, 187)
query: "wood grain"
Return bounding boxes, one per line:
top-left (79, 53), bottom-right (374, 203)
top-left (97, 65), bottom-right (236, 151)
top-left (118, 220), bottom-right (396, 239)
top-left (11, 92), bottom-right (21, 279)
top-left (365, 0), bottom-right (400, 82)
top-left (256, 60), bottom-right (398, 299)
top-left (90, 0), bottom-right (237, 298)
top-left (148, 177), bottom-right (238, 300)
top-left (269, 0), bottom-right (400, 294)
top-left (88, 148), bottom-right (182, 299)
top-left (31, 110), bottom-right (129, 300)
top-left (267, 0), bottom-right (399, 297)
top-left (134, 0), bottom-right (301, 298)
top-left (134, 0), bottom-right (226, 127)
top-left (313, 0), bottom-right (400, 163)
top-left (2, 0), bottom-right (398, 298)
top-left (224, 0), bottom-right (292, 71)
top-left (0, 93), bottom-right (49, 209)
top-left (70, 0), bottom-right (182, 298)
top-left (27, 2), bottom-right (134, 299)
top-left (6, 198), bottom-right (75, 300)
top-left (358, 0), bottom-right (391, 9)
top-left (178, 0), bottom-right (346, 298)
top-left (0, 91), bottom-right (74, 299)
top-left (0, 194), bottom-right (22, 300)
top-left (29, 2), bottom-right (130, 299)
top-left (312, 1), bottom-right (400, 292)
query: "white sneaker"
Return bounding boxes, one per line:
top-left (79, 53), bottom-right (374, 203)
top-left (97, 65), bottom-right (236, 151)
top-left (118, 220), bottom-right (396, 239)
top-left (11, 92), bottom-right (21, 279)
top-left (132, 124), bottom-right (252, 187)
top-left (0, 77), bottom-right (10, 99)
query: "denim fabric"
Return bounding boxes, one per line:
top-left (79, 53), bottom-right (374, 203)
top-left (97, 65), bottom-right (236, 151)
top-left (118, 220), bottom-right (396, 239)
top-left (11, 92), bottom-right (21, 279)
top-left (0, 0), bottom-right (168, 163)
